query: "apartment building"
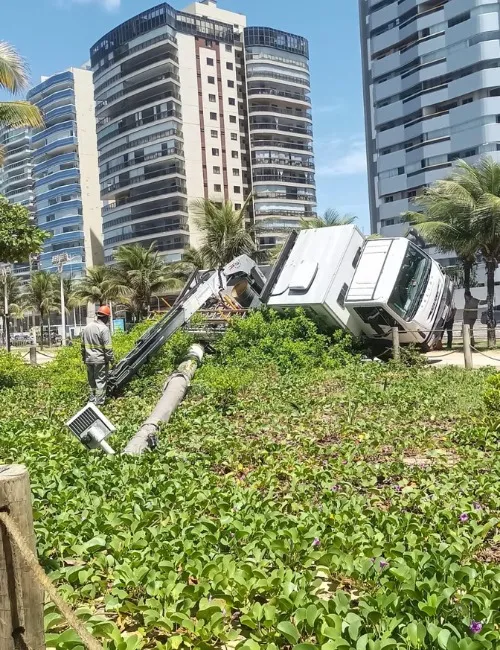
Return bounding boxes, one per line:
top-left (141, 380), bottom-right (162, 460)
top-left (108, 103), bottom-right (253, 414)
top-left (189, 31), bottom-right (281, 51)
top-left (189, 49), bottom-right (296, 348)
top-left (90, 0), bottom-right (315, 263)
top-left (0, 126), bottom-right (37, 282)
top-left (27, 67), bottom-right (103, 276)
top-left (359, 0), bottom-right (500, 275)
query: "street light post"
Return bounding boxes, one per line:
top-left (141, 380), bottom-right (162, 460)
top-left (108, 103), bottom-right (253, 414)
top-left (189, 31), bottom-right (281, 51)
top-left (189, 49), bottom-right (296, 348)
top-left (0, 264), bottom-right (12, 352)
top-left (52, 253), bottom-right (70, 347)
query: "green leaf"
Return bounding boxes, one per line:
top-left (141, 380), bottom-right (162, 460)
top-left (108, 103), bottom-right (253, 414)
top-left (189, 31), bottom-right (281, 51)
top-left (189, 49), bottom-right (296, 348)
top-left (277, 621), bottom-right (300, 644)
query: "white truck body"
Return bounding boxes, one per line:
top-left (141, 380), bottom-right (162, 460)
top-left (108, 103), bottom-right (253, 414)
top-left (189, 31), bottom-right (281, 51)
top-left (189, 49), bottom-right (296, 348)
top-left (267, 225), bottom-right (365, 335)
top-left (266, 225), bottom-right (453, 346)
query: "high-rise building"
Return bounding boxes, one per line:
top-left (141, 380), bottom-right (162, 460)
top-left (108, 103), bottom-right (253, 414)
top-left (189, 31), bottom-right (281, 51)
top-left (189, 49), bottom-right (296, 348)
top-left (359, 0), bottom-right (500, 270)
top-left (90, 0), bottom-right (315, 264)
top-left (0, 126), bottom-right (37, 282)
top-left (27, 67), bottom-right (103, 276)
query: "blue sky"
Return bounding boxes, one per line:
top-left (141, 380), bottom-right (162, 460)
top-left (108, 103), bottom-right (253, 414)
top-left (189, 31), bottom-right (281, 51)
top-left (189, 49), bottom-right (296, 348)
top-left (1, 0), bottom-right (370, 232)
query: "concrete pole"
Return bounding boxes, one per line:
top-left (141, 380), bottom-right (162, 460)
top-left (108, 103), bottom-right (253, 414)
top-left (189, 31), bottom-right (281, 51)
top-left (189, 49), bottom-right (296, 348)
top-left (123, 345), bottom-right (204, 455)
top-left (29, 346), bottom-right (37, 366)
top-left (392, 327), bottom-right (400, 361)
top-left (0, 465), bottom-right (45, 650)
top-left (3, 276), bottom-right (11, 353)
top-left (60, 272), bottom-right (66, 347)
top-left (463, 323), bottom-right (473, 370)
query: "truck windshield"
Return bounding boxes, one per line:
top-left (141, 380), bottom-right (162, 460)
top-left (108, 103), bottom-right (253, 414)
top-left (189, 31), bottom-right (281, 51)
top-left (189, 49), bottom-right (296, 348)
top-left (389, 244), bottom-right (431, 321)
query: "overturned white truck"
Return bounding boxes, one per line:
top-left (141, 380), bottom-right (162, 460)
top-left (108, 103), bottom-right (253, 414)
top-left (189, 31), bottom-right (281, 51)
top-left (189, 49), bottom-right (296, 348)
top-left (263, 225), bottom-right (454, 349)
top-left (67, 225), bottom-right (455, 454)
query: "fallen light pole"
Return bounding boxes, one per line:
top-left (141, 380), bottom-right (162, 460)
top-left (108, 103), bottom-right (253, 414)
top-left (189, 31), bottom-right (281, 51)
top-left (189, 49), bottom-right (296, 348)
top-left (123, 344), bottom-right (204, 456)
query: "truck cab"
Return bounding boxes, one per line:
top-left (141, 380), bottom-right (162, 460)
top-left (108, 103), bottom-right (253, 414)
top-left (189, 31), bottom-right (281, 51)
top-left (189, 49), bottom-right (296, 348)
top-left (345, 238), bottom-right (453, 347)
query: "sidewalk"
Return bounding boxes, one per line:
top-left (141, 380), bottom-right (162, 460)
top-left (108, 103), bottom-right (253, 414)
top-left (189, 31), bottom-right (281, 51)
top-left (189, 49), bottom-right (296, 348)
top-left (425, 349), bottom-right (500, 368)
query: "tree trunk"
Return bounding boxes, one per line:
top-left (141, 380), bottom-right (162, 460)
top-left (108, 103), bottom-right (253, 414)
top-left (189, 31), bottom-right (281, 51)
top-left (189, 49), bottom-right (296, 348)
top-left (486, 259), bottom-right (497, 348)
top-left (47, 313), bottom-right (52, 348)
top-left (463, 259), bottom-right (472, 292)
top-left (39, 311), bottom-right (44, 349)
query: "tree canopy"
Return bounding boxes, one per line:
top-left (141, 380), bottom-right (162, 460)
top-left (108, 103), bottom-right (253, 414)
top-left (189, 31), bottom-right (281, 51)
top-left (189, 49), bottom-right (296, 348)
top-left (0, 196), bottom-right (47, 263)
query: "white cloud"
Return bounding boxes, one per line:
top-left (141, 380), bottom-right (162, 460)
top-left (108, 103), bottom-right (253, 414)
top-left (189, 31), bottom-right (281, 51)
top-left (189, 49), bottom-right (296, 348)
top-left (69, 0), bottom-right (121, 10)
top-left (316, 138), bottom-right (367, 177)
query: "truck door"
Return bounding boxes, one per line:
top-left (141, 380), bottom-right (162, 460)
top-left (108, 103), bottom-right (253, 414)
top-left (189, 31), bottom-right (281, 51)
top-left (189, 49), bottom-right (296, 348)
top-left (353, 306), bottom-right (398, 338)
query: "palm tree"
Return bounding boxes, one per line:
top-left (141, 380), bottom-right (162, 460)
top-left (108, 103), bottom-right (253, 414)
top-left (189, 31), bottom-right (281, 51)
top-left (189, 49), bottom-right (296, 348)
top-left (107, 243), bottom-right (179, 321)
top-left (0, 42), bottom-right (43, 163)
top-left (404, 158), bottom-right (500, 347)
top-left (300, 208), bottom-right (357, 230)
top-left (22, 271), bottom-right (57, 348)
top-left (404, 177), bottom-right (478, 291)
top-left (71, 266), bottom-right (116, 308)
top-left (191, 196), bottom-right (256, 268)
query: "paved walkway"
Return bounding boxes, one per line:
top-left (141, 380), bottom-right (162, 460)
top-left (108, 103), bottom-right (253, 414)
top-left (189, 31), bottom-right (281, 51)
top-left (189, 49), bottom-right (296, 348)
top-left (425, 349), bottom-right (500, 368)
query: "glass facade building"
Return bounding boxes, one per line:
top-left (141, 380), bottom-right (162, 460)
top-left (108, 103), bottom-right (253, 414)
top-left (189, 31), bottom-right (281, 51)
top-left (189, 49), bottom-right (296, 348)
top-left (27, 69), bottom-right (103, 276)
top-left (91, 1), bottom-right (315, 262)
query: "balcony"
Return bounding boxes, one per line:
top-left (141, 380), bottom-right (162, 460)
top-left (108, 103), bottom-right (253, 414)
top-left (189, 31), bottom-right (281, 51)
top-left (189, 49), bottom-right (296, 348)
top-left (32, 121), bottom-right (76, 145)
top-left (251, 139), bottom-right (314, 152)
top-left (102, 182), bottom-right (186, 213)
top-left (247, 87), bottom-right (311, 104)
top-left (104, 219), bottom-right (189, 247)
top-left (34, 152), bottom-right (78, 176)
top-left (249, 104), bottom-right (312, 120)
top-left (43, 105), bottom-right (77, 128)
top-left (101, 163), bottom-right (186, 197)
top-left (254, 190), bottom-right (316, 202)
top-left (253, 174), bottom-right (315, 186)
top-left (99, 127), bottom-right (183, 163)
top-left (96, 71), bottom-right (180, 117)
top-left (36, 88), bottom-right (74, 111)
top-left (95, 31), bottom-right (178, 76)
top-left (100, 146), bottom-right (184, 180)
top-left (247, 70), bottom-right (310, 87)
top-left (35, 168), bottom-right (80, 190)
top-left (103, 202), bottom-right (188, 229)
top-left (32, 136), bottom-right (77, 160)
top-left (98, 108), bottom-right (182, 145)
top-left (254, 209), bottom-right (316, 219)
top-left (249, 122), bottom-right (313, 136)
top-left (252, 157), bottom-right (314, 169)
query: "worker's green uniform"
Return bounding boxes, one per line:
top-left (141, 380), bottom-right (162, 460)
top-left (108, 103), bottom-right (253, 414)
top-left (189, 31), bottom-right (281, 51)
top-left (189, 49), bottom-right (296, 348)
top-left (81, 319), bottom-right (114, 406)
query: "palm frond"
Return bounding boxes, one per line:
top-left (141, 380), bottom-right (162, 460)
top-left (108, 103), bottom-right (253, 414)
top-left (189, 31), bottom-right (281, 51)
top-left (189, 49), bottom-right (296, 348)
top-left (0, 101), bottom-right (43, 129)
top-left (0, 41), bottom-right (29, 93)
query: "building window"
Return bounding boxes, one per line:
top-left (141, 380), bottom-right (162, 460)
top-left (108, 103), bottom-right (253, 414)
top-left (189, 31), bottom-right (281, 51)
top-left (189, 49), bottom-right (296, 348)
top-left (384, 196), bottom-right (394, 203)
top-left (226, 62), bottom-right (234, 70)
top-left (229, 115), bottom-right (237, 123)
top-left (209, 94), bottom-right (216, 102)
top-left (448, 11), bottom-right (470, 27)
top-left (210, 112), bottom-right (217, 120)
top-left (226, 44), bottom-right (232, 52)
top-left (231, 133), bottom-right (238, 141)
top-left (232, 151), bottom-right (239, 159)
top-left (233, 168), bottom-right (240, 176)
top-left (228, 80), bottom-right (235, 88)
top-left (213, 166), bottom-right (221, 174)
top-left (208, 76), bottom-right (215, 84)
top-left (211, 130), bottom-right (218, 137)
top-left (235, 203), bottom-right (241, 209)
top-left (46, 214), bottom-right (55, 222)
top-left (234, 186), bottom-right (241, 193)
top-left (214, 184), bottom-right (222, 192)
top-left (212, 148), bottom-right (220, 156)
top-left (228, 97), bottom-right (236, 106)
top-left (207, 57), bottom-right (214, 66)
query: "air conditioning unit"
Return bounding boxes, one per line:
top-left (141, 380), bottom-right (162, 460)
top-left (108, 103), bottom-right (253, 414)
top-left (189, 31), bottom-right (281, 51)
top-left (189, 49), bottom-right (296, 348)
top-left (66, 403), bottom-right (116, 455)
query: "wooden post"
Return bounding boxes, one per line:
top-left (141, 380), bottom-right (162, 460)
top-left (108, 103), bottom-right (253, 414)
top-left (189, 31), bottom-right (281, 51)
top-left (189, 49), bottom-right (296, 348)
top-left (463, 323), bottom-right (473, 370)
top-left (0, 465), bottom-right (45, 650)
top-left (29, 346), bottom-right (37, 366)
top-left (392, 327), bottom-right (401, 361)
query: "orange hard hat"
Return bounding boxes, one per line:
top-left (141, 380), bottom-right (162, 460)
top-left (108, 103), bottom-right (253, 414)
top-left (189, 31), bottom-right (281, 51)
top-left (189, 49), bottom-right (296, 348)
top-left (97, 305), bottom-right (111, 317)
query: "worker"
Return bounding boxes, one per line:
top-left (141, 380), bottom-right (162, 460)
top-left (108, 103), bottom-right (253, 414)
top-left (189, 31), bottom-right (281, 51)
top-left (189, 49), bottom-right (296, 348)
top-left (464, 290), bottom-right (487, 349)
top-left (81, 305), bottom-right (114, 406)
top-left (444, 302), bottom-right (457, 350)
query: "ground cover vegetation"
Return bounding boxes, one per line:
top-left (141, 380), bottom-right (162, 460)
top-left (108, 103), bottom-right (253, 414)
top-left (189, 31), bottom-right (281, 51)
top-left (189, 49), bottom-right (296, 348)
top-left (1, 310), bottom-right (500, 650)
